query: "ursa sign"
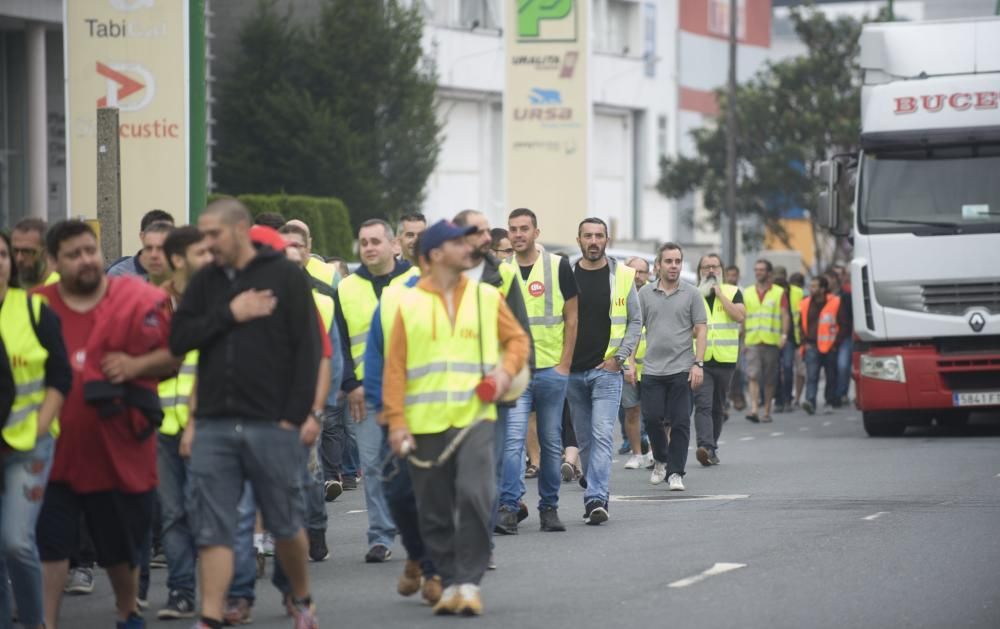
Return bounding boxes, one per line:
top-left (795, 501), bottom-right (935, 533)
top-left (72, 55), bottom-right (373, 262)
top-left (894, 91), bottom-right (999, 114)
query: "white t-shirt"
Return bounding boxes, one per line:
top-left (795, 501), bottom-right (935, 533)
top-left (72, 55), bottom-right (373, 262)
top-left (464, 260), bottom-right (486, 283)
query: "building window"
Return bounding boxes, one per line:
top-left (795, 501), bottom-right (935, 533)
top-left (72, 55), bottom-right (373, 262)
top-left (593, 0), bottom-right (638, 55)
top-left (657, 115), bottom-right (668, 159)
top-left (708, 0), bottom-right (746, 40)
top-left (422, 0), bottom-right (500, 31)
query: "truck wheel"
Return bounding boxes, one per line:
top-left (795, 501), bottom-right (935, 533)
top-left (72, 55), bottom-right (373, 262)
top-left (863, 411), bottom-right (907, 437)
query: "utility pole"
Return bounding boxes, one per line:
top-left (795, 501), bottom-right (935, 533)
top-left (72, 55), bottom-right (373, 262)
top-left (887, 0), bottom-right (895, 20)
top-left (722, 0), bottom-right (738, 265)
top-left (96, 107), bottom-right (122, 262)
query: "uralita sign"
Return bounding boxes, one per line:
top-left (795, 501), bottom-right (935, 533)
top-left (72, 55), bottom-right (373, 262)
top-left (65, 0), bottom-right (190, 252)
top-left (504, 0), bottom-right (590, 247)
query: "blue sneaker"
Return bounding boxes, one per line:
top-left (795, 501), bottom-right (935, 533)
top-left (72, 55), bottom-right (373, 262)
top-left (116, 612), bottom-right (145, 629)
top-left (618, 440), bottom-right (631, 455)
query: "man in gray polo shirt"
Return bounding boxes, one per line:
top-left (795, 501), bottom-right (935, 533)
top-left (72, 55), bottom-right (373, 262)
top-left (638, 242), bottom-right (707, 491)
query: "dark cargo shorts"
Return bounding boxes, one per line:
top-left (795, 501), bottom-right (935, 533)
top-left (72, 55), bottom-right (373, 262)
top-left (188, 419), bottom-right (306, 548)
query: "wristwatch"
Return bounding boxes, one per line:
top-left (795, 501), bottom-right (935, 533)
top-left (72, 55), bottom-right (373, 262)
top-left (309, 408), bottom-right (323, 422)
top-left (695, 361), bottom-right (704, 368)
top-left (614, 355), bottom-right (626, 368)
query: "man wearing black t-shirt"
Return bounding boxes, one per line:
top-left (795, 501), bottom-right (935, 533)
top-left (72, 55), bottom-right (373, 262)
top-left (496, 209), bottom-right (578, 534)
top-left (565, 219), bottom-right (641, 525)
top-left (693, 254), bottom-right (745, 466)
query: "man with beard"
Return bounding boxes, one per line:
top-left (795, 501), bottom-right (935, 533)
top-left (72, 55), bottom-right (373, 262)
top-left (564, 218), bottom-right (641, 525)
top-left (35, 220), bottom-right (177, 629)
top-left (693, 254), bottom-right (745, 466)
top-left (396, 213), bottom-right (427, 268)
top-left (743, 259), bottom-right (790, 423)
top-left (639, 243), bottom-right (706, 491)
top-left (12, 218), bottom-right (59, 288)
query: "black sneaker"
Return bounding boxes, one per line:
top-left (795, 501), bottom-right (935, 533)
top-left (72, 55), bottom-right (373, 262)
top-left (365, 544), bottom-right (392, 563)
top-left (342, 476), bottom-right (359, 490)
top-left (578, 473), bottom-right (587, 490)
top-left (308, 529), bottom-right (329, 562)
top-left (324, 479), bottom-right (343, 502)
top-left (516, 501), bottom-right (529, 523)
top-left (539, 507), bottom-right (566, 532)
top-left (583, 500), bottom-right (609, 525)
top-left (156, 589), bottom-right (196, 620)
top-left (494, 507), bottom-right (518, 535)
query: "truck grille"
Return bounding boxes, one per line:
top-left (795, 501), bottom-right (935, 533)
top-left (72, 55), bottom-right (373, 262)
top-left (875, 281), bottom-right (1000, 315)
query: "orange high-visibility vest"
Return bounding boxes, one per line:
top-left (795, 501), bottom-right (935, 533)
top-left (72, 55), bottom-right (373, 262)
top-left (800, 295), bottom-right (841, 354)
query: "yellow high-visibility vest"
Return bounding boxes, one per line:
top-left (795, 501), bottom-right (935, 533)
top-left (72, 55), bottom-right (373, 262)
top-left (0, 288), bottom-right (55, 450)
top-left (789, 284), bottom-right (804, 345)
top-left (158, 350), bottom-right (198, 436)
top-left (498, 261), bottom-right (516, 297)
top-left (43, 272), bottom-right (60, 287)
top-left (701, 284), bottom-right (741, 364)
top-left (313, 291), bottom-right (334, 335)
top-left (379, 283), bottom-right (411, 352)
top-left (339, 268), bottom-right (418, 381)
top-left (743, 284), bottom-right (785, 346)
top-left (515, 253), bottom-right (566, 369)
top-left (307, 257), bottom-right (337, 288)
top-left (605, 264), bottom-right (636, 360)
top-left (400, 282), bottom-right (500, 434)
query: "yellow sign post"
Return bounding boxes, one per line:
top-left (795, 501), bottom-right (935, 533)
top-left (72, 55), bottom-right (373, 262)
top-left (504, 0), bottom-right (589, 246)
top-left (65, 0), bottom-right (189, 253)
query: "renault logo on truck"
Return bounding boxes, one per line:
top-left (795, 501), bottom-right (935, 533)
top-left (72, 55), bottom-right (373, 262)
top-left (968, 312), bottom-right (986, 333)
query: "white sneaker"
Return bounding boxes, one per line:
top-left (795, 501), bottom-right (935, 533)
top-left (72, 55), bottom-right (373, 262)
top-left (667, 473), bottom-right (685, 491)
top-left (650, 462), bottom-right (667, 485)
top-left (642, 452), bottom-right (653, 467)
top-left (624, 454), bottom-right (643, 469)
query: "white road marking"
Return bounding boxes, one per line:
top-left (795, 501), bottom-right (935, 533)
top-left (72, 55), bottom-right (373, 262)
top-left (668, 563), bottom-right (747, 588)
top-left (799, 427), bottom-right (810, 431)
top-left (770, 432), bottom-right (784, 437)
top-left (863, 511), bottom-right (889, 521)
top-left (610, 494), bottom-right (749, 504)
top-left (822, 421), bottom-right (832, 427)
top-left (739, 436), bottom-right (755, 441)
top-left (717, 440), bottom-right (726, 445)
top-left (346, 510), bottom-right (367, 515)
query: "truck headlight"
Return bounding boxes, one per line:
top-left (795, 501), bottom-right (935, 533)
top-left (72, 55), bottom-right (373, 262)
top-left (859, 354), bottom-right (906, 383)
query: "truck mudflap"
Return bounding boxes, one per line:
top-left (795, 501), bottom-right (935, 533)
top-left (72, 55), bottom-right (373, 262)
top-left (853, 343), bottom-right (1000, 413)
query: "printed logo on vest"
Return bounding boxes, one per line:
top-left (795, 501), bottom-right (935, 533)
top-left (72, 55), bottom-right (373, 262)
top-left (528, 281), bottom-right (545, 297)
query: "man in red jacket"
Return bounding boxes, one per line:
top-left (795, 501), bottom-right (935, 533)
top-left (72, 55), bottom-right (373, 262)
top-left (35, 221), bottom-right (177, 629)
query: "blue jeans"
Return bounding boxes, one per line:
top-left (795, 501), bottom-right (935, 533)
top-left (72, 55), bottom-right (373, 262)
top-left (0, 436), bottom-right (54, 628)
top-left (304, 442), bottom-right (327, 532)
top-left (489, 406), bottom-right (509, 543)
top-left (805, 346), bottom-right (837, 407)
top-left (320, 403), bottom-right (358, 481)
top-left (500, 367), bottom-right (567, 511)
top-left (357, 408), bottom-right (396, 549)
top-left (776, 342), bottom-right (797, 406)
top-left (566, 368), bottom-right (623, 505)
top-left (158, 434), bottom-right (196, 596)
top-left (836, 337), bottom-right (853, 401)
top-left (228, 482), bottom-right (258, 603)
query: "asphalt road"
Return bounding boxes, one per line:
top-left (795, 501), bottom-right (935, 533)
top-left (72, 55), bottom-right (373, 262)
top-left (63, 405), bottom-right (1000, 629)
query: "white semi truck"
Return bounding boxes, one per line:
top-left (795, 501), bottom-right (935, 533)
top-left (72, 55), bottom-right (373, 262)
top-left (820, 17), bottom-right (1000, 436)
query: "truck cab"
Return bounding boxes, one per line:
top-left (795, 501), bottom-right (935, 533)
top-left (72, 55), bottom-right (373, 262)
top-left (821, 18), bottom-right (1000, 436)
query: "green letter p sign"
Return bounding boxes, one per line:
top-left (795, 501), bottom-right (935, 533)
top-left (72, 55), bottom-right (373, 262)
top-left (518, 0), bottom-right (573, 38)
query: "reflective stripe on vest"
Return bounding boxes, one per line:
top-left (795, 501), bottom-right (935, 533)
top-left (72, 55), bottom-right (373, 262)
top-left (1, 289), bottom-right (51, 451)
top-left (158, 351), bottom-right (198, 436)
top-left (701, 284), bottom-right (741, 364)
top-left (789, 284), bottom-right (804, 345)
top-left (340, 268), bottom-right (416, 381)
top-left (743, 284), bottom-right (785, 346)
top-left (401, 282), bottom-right (500, 434)
top-left (800, 295), bottom-right (841, 354)
top-left (516, 253), bottom-right (566, 368)
top-left (605, 264), bottom-right (636, 359)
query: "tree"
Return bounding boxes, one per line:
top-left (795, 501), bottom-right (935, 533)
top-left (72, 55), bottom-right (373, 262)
top-left (214, 0), bottom-right (442, 228)
top-left (657, 8), bottom-right (869, 270)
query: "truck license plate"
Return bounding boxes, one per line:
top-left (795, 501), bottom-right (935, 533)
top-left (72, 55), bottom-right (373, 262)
top-left (953, 391), bottom-right (1000, 407)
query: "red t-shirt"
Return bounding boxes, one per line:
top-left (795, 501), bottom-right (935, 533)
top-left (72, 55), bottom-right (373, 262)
top-left (316, 307), bottom-right (332, 359)
top-left (37, 285), bottom-right (169, 494)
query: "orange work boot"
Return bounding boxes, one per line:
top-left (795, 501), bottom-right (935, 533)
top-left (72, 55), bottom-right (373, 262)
top-left (432, 585), bottom-right (460, 615)
top-left (457, 584), bottom-right (482, 616)
top-left (421, 575), bottom-right (443, 605)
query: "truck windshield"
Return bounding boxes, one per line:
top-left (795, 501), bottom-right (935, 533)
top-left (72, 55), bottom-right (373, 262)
top-left (859, 144), bottom-right (1000, 235)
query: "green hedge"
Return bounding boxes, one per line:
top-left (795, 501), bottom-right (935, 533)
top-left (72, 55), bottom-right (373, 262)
top-left (206, 193), bottom-right (353, 259)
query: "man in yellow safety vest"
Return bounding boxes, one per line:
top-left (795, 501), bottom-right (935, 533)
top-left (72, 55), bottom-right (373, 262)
top-left (385, 220), bottom-right (529, 616)
top-left (693, 254), bottom-right (745, 467)
top-left (742, 259), bottom-right (790, 423)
